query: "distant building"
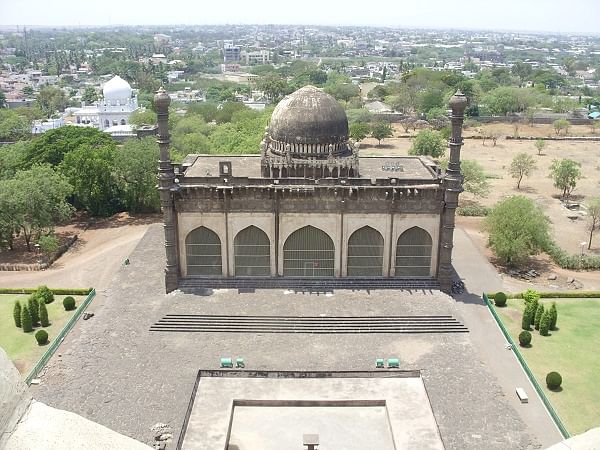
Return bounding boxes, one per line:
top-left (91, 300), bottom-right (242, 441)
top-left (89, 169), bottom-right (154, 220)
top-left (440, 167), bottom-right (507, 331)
top-left (223, 41), bottom-right (241, 62)
top-left (242, 50), bottom-right (270, 65)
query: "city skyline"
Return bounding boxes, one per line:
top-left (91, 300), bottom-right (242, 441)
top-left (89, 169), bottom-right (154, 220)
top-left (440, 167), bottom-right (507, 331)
top-left (1, 0), bottom-right (599, 34)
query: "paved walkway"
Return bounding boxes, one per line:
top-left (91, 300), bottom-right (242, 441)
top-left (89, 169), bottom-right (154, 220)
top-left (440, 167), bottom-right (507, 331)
top-left (452, 227), bottom-right (564, 448)
top-left (30, 225), bottom-right (538, 449)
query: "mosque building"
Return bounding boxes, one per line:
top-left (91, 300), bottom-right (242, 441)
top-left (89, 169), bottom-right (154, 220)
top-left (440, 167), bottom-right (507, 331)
top-left (73, 75), bottom-right (139, 133)
top-left (154, 85), bottom-right (467, 293)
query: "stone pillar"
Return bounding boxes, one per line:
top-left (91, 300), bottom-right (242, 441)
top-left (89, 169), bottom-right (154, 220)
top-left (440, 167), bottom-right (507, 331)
top-left (438, 91), bottom-right (468, 293)
top-left (155, 88), bottom-right (179, 293)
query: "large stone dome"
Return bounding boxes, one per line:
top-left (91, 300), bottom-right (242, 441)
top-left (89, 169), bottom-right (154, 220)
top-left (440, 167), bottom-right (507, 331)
top-left (103, 75), bottom-right (132, 100)
top-left (269, 86), bottom-right (349, 146)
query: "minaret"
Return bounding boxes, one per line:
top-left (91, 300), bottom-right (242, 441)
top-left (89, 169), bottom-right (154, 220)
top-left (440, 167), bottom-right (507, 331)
top-left (154, 88), bottom-right (179, 293)
top-left (438, 91), bottom-right (468, 293)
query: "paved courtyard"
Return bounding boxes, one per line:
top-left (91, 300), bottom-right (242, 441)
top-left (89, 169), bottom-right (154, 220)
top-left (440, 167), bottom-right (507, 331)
top-left (32, 225), bottom-right (550, 449)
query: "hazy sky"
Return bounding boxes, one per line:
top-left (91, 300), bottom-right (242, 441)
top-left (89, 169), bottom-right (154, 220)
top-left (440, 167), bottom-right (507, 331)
top-left (1, 0), bottom-right (599, 34)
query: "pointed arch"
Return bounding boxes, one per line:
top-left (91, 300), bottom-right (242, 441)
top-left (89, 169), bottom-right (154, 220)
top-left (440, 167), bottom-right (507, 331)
top-left (347, 226), bottom-right (384, 276)
top-left (234, 226), bottom-right (270, 276)
top-left (185, 226), bottom-right (222, 276)
top-left (395, 227), bottom-right (432, 277)
top-left (283, 226), bottom-right (334, 277)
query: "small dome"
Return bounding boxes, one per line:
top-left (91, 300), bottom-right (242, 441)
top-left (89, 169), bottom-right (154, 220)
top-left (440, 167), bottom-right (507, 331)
top-left (103, 75), bottom-right (132, 100)
top-left (269, 86), bottom-right (348, 146)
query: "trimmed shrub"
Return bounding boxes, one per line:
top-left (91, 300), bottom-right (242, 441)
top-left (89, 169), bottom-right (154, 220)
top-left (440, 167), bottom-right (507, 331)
top-left (540, 310), bottom-right (551, 336)
top-left (534, 304), bottom-right (544, 330)
top-left (13, 301), bottom-right (22, 328)
top-left (34, 329), bottom-right (48, 345)
top-left (36, 285), bottom-right (55, 304)
top-left (21, 305), bottom-right (33, 333)
top-left (38, 300), bottom-right (49, 327)
top-left (523, 289), bottom-right (540, 304)
top-left (521, 303), bottom-right (533, 330)
top-left (494, 292), bottom-right (507, 307)
top-left (486, 291), bottom-right (600, 299)
top-left (27, 294), bottom-right (39, 325)
top-left (526, 298), bottom-right (538, 328)
top-left (518, 330), bottom-right (532, 346)
top-left (549, 302), bottom-right (558, 330)
top-left (63, 296), bottom-right (76, 311)
top-left (546, 371), bottom-right (562, 390)
top-left (457, 205), bottom-right (490, 216)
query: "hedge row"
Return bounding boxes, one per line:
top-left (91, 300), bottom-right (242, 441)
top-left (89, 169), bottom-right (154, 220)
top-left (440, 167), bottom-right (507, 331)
top-left (487, 291), bottom-right (600, 299)
top-left (545, 242), bottom-right (600, 270)
top-left (0, 288), bottom-right (92, 295)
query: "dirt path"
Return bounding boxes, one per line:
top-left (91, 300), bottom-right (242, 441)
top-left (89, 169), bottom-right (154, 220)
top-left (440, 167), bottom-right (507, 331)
top-left (0, 221), bottom-right (156, 290)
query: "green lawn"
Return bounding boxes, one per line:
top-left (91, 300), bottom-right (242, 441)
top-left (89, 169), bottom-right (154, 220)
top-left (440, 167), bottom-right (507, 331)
top-left (495, 297), bottom-right (600, 435)
top-left (0, 294), bottom-right (84, 376)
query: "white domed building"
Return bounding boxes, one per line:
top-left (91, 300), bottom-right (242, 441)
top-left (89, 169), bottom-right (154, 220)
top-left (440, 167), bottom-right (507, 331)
top-left (73, 75), bottom-right (139, 133)
top-left (98, 75), bottom-right (139, 131)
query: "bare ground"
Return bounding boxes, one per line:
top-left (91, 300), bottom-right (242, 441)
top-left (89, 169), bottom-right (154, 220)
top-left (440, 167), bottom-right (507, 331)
top-left (364, 122), bottom-right (600, 290)
top-left (0, 213), bottom-right (160, 290)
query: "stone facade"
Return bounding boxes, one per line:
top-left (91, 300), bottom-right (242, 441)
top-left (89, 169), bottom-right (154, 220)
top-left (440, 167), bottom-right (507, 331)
top-left (155, 86), bottom-right (466, 293)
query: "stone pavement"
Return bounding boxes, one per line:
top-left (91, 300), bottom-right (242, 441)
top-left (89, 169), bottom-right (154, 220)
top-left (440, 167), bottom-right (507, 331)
top-left (452, 228), bottom-right (563, 448)
top-left (32, 225), bottom-right (542, 449)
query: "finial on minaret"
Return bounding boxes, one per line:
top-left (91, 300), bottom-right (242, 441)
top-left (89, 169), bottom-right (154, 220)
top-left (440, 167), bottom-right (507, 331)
top-left (154, 86), bottom-right (171, 111)
top-left (448, 90), bottom-right (468, 115)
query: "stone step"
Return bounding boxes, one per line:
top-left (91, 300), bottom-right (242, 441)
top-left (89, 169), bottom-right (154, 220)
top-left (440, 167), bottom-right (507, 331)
top-left (150, 315), bottom-right (468, 334)
top-left (178, 277), bottom-right (441, 292)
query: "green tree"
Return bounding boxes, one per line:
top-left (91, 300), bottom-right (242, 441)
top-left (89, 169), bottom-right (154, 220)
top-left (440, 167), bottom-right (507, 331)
top-left (346, 109), bottom-right (373, 124)
top-left (509, 153), bottom-right (537, 189)
top-left (115, 138), bottom-right (161, 212)
top-left (409, 129), bottom-right (446, 158)
top-left (24, 126), bottom-right (115, 167)
top-left (370, 122), bottom-right (393, 146)
top-left (586, 197), bottom-right (600, 249)
top-left (0, 91), bottom-right (5, 108)
top-left (484, 196), bottom-right (550, 266)
top-left (37, 85), bottom-right (68, 118)
top-left (59, 144), bottom-right (119, 216)
top-left (38, 299), bottom-right (49, 327)
top-left (553, 119), bottom-right (570, 136)
top-left (534, 139), bottom-right (545, 155)
top-left (81, 86), bottom-right (98, 104)
top-left (37, 234), bottom-right (59, 253)
top-left (439, 159), bottom-right (490, 196)
top-left (28, 294), bottom-right (39, 325)
top-left (127, 109), bottom-right (157, 129)
top-left (256, 74), bottom-right (292, 102)
top-left (22, 85), bottom-right (34, 96)
top-left (539, 310), bottom-right (551, 336)
top-left (13, 301), bottom-right (22, 328)
top-left (349, 122), bottom-right (370, 142)
top-left (534, 304), bottom-right (544, 330)
top-left (0, 109), bottom-right (31, 142)
top-left (522, 302), bottom-right (534, 330)
top-left (549, 159), bottom-right (582, 200)
top-left (0, 165), bottom-right (74, 251)
top-left (21, 304), bottom-right (33, 333)
top-left (484, 87), bottom-right (536, 115)
top-left (419, 88), bottom-right (444, 113)
top-left (549, 303), bottom-right (558, 330)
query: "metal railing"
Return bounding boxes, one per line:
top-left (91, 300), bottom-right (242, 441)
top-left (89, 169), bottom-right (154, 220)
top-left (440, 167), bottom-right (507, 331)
top-left (25, 289), bottom-right (96, 385)
top-left (483, 293), bottom-right (570, 439)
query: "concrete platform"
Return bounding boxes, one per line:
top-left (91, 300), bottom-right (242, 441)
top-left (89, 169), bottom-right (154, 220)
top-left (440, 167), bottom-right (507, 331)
top-left (181, 370), bottom-right (444, 450)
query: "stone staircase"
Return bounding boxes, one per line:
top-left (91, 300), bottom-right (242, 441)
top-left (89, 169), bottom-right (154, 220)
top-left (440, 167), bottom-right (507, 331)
top-left (178, 277), bottom-right (440, 292)
top-left (150, 314), bottom-right (468, 334)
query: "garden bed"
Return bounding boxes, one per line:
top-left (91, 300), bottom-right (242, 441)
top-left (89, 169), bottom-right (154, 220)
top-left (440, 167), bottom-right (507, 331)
top-left (493, 297), bottom-right (600, 435)
top-left (0, 293), bottom-right (87, 375)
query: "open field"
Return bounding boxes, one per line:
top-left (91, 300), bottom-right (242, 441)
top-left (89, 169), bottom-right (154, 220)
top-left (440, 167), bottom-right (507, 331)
top-left (362, 122), bottom-right (600, 288)
top-left (494, 297), bottom-right (600, 435)
top-left (0, 294), bottom-right (85, 375)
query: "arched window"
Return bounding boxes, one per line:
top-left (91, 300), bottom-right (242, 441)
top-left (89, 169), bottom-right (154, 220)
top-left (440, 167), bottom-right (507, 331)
top-left (185, 226), bottom-right (222, 276)
top-left (347, 226), bottom-right (384, 276)
top-left (395, 227), bottom-right (432, 277)
top-left (234, 226), bottom-right (270, 276)
top-left (104, 119), bottom-right (110, 128)
top-left (120, 119), bottom-right (126, 125)
top-left (283, 226), bottom-right (334, 277)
